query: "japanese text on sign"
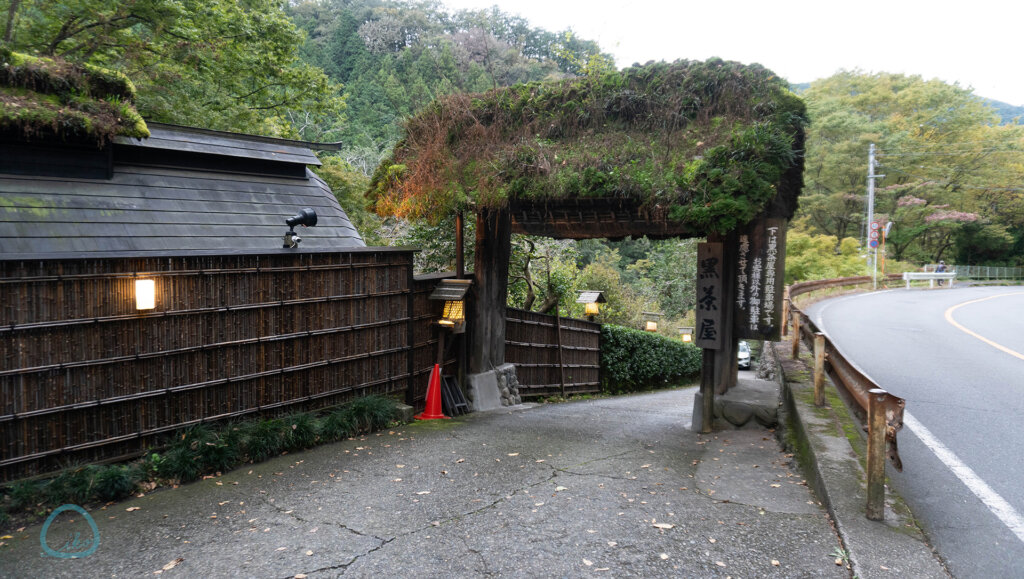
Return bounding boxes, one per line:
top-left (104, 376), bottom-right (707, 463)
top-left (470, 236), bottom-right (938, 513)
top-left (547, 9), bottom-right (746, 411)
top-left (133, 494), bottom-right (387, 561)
top-left (735, 218), bottom-right (787, 341)
top-left (695, 243), bottom-right (723, 349)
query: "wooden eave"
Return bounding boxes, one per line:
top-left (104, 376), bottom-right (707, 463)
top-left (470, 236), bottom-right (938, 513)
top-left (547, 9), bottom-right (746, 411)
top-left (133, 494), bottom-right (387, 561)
top-left (508, 197), bottom-right (700, 240)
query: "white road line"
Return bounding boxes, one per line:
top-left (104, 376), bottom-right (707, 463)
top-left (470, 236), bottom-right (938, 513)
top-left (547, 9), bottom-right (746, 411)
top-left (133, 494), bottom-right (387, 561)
top-left (903, 412), bottom-right (1024, 545)
top-left (811, 290), bottom-right (1024, 546)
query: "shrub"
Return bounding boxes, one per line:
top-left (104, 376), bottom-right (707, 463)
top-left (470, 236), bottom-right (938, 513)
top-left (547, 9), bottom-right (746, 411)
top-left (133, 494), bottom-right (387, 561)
top-left (282, 413), bottom-right (319, 451)
top-left (347, 396), bottom-right (398, 433)
top-left (241, 419), bottom-right (286, 463)
top-left (7, 479), bottom-right (42, 510)
top-left (320, 408), bottom-right (358, 441)
top-left (45, 466), bottom-right (98, 505)
top-left (600, 324), bottom-right (702, 394)
top-left (159, 446), bottom-right (202, 483)
top-left (93, 465), bottom-right (139, 502)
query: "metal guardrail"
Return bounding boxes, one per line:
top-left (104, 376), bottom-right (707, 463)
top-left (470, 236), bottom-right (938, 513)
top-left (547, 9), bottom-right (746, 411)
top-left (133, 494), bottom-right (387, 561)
top-left (950, 265), bottom-right (1024, 281)
top-left (783, 275), bottom-right (905, 521)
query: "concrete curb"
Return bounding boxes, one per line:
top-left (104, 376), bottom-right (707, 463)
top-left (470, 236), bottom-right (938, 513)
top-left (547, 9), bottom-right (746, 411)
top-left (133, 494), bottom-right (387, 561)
top-left (768, 341), bottom-right (950, 578)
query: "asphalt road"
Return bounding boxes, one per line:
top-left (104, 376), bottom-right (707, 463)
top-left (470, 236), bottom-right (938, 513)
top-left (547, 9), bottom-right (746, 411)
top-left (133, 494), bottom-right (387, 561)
top-left (807, 286), bottom-right (1024, 578)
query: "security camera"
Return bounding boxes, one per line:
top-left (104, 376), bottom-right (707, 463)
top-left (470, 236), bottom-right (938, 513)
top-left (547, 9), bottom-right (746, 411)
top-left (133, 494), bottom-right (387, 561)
top-left (283, 208), bottom-right (316, 248)
top-left (283, 231), bottom-right (302, 248)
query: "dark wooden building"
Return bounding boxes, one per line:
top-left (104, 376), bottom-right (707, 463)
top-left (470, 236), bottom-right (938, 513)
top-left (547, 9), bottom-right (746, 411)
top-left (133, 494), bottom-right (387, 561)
top-left (0, 123), bottom-right (365, 256)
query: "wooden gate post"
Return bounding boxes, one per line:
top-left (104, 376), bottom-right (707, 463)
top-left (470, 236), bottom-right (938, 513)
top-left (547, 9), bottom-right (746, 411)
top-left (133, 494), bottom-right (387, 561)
top-left (469, 207), bottom-right (512, 375)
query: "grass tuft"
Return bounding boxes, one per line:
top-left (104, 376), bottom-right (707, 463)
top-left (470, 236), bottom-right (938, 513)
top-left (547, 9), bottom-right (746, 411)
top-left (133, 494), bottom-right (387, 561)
top-left (282, 413), bottom-right (319, 451)
top-left (93, 465), bottom-right (139, 502)
top-left (241, 419), bottom-right (286, 463)
top-left (160, 446), bottom-right (202, 483)
top-left (348, 396), bottom-right (398, 433)
top-left (320, 408), bottom-right (358, 441)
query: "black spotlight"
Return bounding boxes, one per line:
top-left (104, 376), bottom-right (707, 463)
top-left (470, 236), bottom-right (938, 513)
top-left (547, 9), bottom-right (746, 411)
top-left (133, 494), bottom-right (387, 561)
top-left (283, 208), bottom-right (317, 248)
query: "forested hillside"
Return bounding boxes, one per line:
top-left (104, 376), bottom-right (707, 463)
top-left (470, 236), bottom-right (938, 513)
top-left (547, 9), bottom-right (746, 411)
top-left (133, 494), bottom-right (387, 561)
top-left (287, 0), bottom-right (611, 172)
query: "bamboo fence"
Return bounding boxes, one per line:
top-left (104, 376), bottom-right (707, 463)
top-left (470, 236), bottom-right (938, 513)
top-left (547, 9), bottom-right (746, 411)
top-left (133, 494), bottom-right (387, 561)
top-left (505, 308), bottom-right (601, 398)
top-left (0, 250), bottom-right (453, 481)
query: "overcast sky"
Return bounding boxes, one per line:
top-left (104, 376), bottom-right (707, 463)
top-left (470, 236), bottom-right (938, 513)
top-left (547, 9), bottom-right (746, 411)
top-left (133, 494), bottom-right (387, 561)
top-left (441, 0), bottom-right (1024, 105)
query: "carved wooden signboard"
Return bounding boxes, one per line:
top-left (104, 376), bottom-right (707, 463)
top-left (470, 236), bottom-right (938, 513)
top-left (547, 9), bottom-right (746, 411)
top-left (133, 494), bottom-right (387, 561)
top-left (735, 217), bottom-right (787, 341)
top-left (695, 242), bottom-right (724, 349)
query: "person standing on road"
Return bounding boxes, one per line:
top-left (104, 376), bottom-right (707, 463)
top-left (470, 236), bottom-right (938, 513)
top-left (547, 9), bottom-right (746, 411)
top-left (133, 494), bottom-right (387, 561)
top-left (936, 260), bottom-right (947, 285)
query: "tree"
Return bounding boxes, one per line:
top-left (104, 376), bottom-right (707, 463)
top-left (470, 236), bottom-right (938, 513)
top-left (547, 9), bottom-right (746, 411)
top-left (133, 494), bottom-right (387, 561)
top-left (4, 0), bottom-right (345, 135)
top-left (785, 232), bottom-right (866, 283)
top-left (796, 71), bottom-right (1024, 265)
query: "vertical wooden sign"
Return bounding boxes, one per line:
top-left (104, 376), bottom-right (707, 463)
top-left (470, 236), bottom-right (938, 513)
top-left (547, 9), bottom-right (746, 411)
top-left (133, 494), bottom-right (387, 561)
top-left (735, 217), bottom-right (787, 340)
top-left (695, 242), bottom-right (724, 350)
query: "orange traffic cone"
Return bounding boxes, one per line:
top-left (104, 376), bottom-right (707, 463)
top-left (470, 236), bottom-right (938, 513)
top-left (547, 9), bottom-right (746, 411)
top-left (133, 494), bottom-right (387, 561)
top-left (415, 364), bottom-right (449, 420)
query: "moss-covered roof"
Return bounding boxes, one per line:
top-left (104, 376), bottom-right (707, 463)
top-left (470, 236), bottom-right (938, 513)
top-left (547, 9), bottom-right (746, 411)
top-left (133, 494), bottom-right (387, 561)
top-left (369, 58), bottom-right (807, 234)
top-left (0, 45), bottom-right (149, 145)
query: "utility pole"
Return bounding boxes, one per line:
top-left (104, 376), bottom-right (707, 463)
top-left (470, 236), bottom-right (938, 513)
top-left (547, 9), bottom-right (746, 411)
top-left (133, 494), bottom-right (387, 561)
top-left (866, 144), bottom-right (885, 288)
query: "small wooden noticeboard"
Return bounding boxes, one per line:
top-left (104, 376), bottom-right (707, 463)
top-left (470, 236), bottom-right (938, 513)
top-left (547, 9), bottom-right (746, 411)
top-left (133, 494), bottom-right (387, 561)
top-left (735, 217), bottom-right (787, 341)
top-left (695, 242), bottom-right (724, 350)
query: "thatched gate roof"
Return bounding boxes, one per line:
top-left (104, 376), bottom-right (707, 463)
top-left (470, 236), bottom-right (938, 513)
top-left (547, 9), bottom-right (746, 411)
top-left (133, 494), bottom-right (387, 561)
top-left (369, 58), bottom-right (807, 238)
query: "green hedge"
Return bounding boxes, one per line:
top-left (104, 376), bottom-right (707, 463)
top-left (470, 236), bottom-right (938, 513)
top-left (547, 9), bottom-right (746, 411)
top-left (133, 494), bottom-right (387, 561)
top-left (600, 324), bottom-right (702, 393)
top-left (0, 395), bottom-right (400, 529)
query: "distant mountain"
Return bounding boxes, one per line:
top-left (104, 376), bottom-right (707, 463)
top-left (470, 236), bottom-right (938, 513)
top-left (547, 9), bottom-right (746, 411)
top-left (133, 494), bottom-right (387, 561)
top-left (790, 82), bottom-right (1021, 125)
top-left (983, 98), bottom-right (1024, 125)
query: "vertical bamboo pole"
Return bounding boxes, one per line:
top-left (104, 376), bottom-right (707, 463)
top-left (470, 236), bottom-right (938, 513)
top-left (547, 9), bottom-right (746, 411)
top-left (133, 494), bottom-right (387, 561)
top-left (455, 211), bottom-right (465, 279)
top-left (555, 309), bottom-right (566, 398)
top-left (866, 389), bottom-right (888, 520)
top-left (813, 333), bottom-right (826, 406)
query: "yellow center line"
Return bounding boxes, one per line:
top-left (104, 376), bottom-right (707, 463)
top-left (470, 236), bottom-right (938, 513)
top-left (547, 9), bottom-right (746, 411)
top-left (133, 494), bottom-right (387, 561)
top-left (944, 293), bottom-right (1024, 361)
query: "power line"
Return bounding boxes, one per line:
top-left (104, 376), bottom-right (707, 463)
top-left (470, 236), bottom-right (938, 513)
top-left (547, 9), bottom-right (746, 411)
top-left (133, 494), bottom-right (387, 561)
top-left (878, 148), bottom-right (1024, 157)
top-left (883, 167), bottom-right (1024, 192)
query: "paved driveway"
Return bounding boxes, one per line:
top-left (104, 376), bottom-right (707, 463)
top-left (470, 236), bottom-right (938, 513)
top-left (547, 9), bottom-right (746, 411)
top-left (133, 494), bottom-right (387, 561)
top-left (1, 387), bottom-right (846, 578)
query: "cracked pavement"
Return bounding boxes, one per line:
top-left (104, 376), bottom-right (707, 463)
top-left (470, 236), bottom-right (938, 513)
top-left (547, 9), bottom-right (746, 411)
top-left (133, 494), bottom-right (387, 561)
top-left (0, 386), bottom-right (849, 577)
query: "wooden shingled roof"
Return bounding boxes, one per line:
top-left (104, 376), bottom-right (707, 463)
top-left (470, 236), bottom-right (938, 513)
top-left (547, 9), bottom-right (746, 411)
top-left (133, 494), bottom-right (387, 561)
top-left (0, 123), bottom-right (365, 259)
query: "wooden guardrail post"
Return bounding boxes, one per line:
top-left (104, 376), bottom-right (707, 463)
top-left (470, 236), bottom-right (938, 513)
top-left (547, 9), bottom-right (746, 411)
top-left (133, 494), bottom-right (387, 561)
top-left (781, 295), bottom-right (790, 337)
top-left (791, 313), bottom-right (801, 359)
top-left (866, 389), bottom-right (887, 520)
top-left (813, 333), bottom-right (826, 406)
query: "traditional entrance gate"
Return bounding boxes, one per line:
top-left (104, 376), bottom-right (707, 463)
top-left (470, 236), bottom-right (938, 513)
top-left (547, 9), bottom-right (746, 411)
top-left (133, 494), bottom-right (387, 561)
top-left (369, 58), bottom-right (807, 429)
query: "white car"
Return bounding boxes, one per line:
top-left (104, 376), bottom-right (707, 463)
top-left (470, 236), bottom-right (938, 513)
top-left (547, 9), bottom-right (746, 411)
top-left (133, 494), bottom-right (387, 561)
top-left (738, 341), bottom-right (751, 370)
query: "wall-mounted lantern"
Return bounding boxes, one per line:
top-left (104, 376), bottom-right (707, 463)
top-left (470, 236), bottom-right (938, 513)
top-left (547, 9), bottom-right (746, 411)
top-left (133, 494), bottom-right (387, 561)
top-left (135, 279), bottom-right (156, 310)
top-left (576, 290), bottom-right (606, 321)
top-left (643, 311), bottom-right (662, 332)
top-left (429, 279), bottom-right (472, 334)
top-left (679, 327), bottom-right (694, 343)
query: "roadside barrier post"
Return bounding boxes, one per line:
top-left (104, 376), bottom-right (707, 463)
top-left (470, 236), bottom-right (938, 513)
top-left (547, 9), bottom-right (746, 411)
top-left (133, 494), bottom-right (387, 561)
top-left (791, 313), bottom-right (801, 360)
top-left (866, 389), bottom-right (887, 520)
top-left (781, 295), bottom-right (790, 337)
top-left (813, 333), bottom-right (826, 406)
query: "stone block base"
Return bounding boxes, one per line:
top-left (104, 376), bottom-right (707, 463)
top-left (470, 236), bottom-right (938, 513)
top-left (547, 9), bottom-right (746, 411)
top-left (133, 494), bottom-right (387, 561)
top-left (467, 364), bottom-right (522, 411)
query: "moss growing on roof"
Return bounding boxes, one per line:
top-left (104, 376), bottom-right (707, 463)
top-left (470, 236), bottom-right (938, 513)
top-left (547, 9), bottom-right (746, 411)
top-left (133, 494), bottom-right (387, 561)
top-left (368, 58), bottom-right (807, 234)
top-left (0, 45), bottom-right (149, 144)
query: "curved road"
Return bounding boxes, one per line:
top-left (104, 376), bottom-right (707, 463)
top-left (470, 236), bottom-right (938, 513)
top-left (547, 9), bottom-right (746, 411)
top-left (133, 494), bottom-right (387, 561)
top-left (807, 286), bottom-right (1024, 578)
